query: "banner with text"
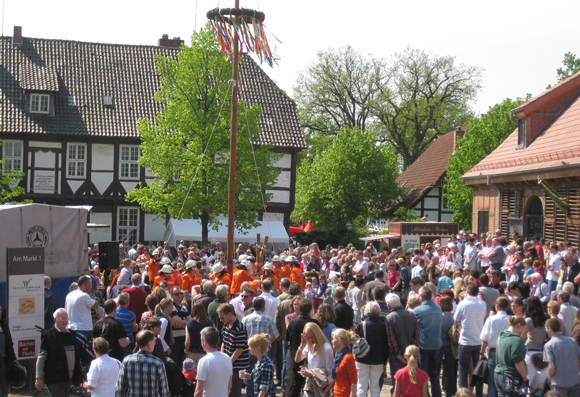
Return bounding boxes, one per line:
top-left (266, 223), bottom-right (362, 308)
top-left (7, 248), bottom-right (44, 360)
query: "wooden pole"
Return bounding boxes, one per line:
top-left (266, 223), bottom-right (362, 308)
top-left (226, 0), bottom-right (240, 275)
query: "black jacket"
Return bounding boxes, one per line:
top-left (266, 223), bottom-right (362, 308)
top-left (334, 300), bottom-right (354, 330)
top-left (44, 287), bottom-right (55, 330)
top-left (0, 320), bottom-right (16, 367)
top-left (39, 327), bottom-right (83, 385)
top-left (354, 318), bottom-right (388, 365)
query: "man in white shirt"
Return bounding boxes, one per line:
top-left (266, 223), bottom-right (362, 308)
top-left (546, 243), bottom-right (562, 292)
top-left (83, 337), bottom-right (121, 397)
top-left (463, 238), bottom-right (478, 270)
top-left (229, 283), bottom-right (254, 320)
top-left (353, 251), bottom-right (368, 275)
top-left (479, 297), bottom-right (510, 397)
top-left (454, 283), bottom-right (487, 397)
top-left (411, 257), bottom-right (425, 279)
top-left (557, 291), bottom-right (578, 337)
top-left (259, 279), bottom-right (280, 319)
top-left (65, 275), bottom-right (101, 341)
top-left (195, 327), bottom-right (232, 397)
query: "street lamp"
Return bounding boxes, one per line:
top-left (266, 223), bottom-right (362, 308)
top-left (346, 222), bottom-right (352, 243)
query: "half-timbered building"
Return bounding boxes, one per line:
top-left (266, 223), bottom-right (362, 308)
top-left (0, 27), bottom-right (306, 244)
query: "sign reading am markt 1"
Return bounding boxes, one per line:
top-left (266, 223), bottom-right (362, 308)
top-left (7, 247), bottom-right (44, 360)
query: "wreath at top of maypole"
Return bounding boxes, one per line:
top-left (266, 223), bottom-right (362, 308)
top-left (206, 7), bottom-right (280, 67)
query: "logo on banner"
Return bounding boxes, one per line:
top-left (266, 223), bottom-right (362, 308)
top-left (18, 340), bottom-right (36, 357)
top-left (18, 297), bottom-right (35, 315)
top-left (26, 225), bottom-right (49, 247)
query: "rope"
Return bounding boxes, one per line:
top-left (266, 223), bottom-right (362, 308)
top-left (243, 100), bottom-right (273, 250)
top-left (166, 79), bottom-right (234, 240)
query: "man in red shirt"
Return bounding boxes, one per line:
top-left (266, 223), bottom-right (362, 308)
top-left (532, 235), bottom-right (545, 265)
top-left (121, 273), bottom-right (148, 322)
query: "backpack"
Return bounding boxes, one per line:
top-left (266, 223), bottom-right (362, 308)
top-left (352, 321), bottom-right (371, 359)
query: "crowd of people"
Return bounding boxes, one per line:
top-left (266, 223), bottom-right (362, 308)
top-left (26, 232), bottom-right (580, 397)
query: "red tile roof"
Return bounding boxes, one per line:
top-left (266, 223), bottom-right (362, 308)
top-left (463, 88), bottom-right (580, 180)
top-left (396, 129), bottom-right (460, 206)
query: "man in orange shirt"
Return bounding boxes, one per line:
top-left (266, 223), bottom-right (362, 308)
top-left (153, 264), bottom-right (177, 290)
top-left (210, 264), bottom-right (231, 288)
top-left (181, 260), bottom-right (202, 295)
top-left (262, 263), bottom-right (279, 290)
top-left (230, 260), bottom-right (253, 297)
top-left (147, 248), bottom-right (161, 285)
top-left (281, 255), bottom-right (291, 279)
top-left (271, 256), bottom-right (284, 288)
top-left (288, 256), bottom-right (305, 291)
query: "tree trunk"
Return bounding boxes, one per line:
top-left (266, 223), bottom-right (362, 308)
top-left (201, 210), bottom-right (209, 247)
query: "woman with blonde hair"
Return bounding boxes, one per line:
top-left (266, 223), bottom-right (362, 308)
top-left (393, 345), bottom-right (428, 397)
top-left (296, 323), bottom-right (334, 397)
top-left (153, 298), bottom-right (174, 354)
top-left (326, 328), bottom-right (357, 397)
top-left (240, 334), bottom-right (276, 397)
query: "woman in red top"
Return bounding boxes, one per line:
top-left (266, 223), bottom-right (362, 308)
top-left (386, 260), bottom-right (402, 294)
top-left (393, 345), bottom-right (428, 397)
top-left (326, 328), bottom-right (357, 397)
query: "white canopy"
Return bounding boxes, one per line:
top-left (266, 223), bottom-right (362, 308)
top-left (165, 219), bottom-right (290, 246)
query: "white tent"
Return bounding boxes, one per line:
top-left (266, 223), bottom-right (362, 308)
top-left (165, 219), bottom-right (290, 248)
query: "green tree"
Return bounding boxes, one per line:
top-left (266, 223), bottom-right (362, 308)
top-left (293, 46), bottom-right (385, 159)
top-left (557, 52), bottom-right (580, 82)
top-left (0, 139), bottom-right (25, 203)
top-left (373, 47), bottom-right (482, 169)
top-left (126, 27), bottom-right (281, 244)
top-left (291, 127), bottom-right (403, 230)
top-left (444, 98), bottom-right (519, 229)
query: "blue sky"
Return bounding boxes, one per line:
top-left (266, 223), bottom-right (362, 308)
top-left (4, 0), bottom-right (580, 115)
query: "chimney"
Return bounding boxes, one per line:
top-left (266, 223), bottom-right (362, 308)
top-left (158, 34), bottom-right (184, 48)
top-left (13, 26), bottom-right (22, 46)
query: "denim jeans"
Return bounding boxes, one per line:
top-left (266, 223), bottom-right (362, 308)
top-left (419, 348), bottom-right (442, 397)
top-left (246, 354), bottom-right (258, 397)
top-left (487, 350), bottom-right (497, 397)
top-left (494, 373), bottom-right (523, 397)
top-left (388, 353), bottom-right (406, 393)
top-left (551, 385), bottom-right (580, 397)
top-left (458, 344), bottom-right (483, 397)
top-left (439, 345), bottom-right (457, 397)
top-left (547, 279), bottom-right (558, 292)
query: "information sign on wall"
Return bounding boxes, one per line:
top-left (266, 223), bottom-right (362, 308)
top-left (7, 247), bottom-right (44, 360)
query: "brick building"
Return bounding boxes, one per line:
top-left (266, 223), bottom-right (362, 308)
top-left (462, 72), bottom-right (580, 247)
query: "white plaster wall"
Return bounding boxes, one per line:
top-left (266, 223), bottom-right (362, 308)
top-left (35, 150), bottom-right (55, 168)
top-left (273, 171), bottom-right (291, 188)
top-left (92, 144), bottom-right (114, 171)
top-left (92, 172), bottom-right (114, 195)
top-left (423, 197), bottom-right (439, 209)
top-left (272, 154), bottom-right (291, 169)
top-left (267, 190), bottom-right (290, 203)
top-left (29, 141), bottom-right (62, 148)
top-left (144, 214), bottom-right (167, 241)
top-left (263, 212), bottom-right (285, 222)
top-left (426, 187), bottom-right (440, 197)
top-left (441, 213), bottom-right (454, 223)
top-left (121, 181), bottom-right (139, 194)
top-left (89, 212), bottom-right (112, 244)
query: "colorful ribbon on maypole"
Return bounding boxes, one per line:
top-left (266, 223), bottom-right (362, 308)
top-left (207, 7), bottom-right (281, 67)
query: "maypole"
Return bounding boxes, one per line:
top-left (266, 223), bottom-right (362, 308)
top-left (206, 3), bottom-right (279, 274)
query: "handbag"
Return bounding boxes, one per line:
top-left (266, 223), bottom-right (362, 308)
top-left (352, 321), bottom-right (370, 359)
top-left (496, 334), bottom-right (529, 395)
top-left (448, 323), bottom-right (460, 359)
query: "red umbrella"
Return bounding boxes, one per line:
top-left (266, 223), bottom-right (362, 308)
top-left (304, 222), bottom-right (314, 232)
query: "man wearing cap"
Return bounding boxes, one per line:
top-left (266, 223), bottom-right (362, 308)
top-left (230, 260), bottom-right (253, 297)
top-left (209, 263), bottom-right (231, 288)
top-left (153, 265), bottom-right (177, 290)
top-left (182, 260), bottom-right (203, 294)
top-left (288, 256), bottom-right (305, 291)
top-left (148, 248), bottom-right (162, 286)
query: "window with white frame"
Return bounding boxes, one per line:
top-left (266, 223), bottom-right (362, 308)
top-left (2, 140), bottom-right (23, 171)
top-left (117, 207), bottom-right (139, 245)
top-left (67, 143), bottom-right (86, 178)
top-left (120, 145), bottom-right (140, 179)
top-left (30, 93), bottom-right (50, 113)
